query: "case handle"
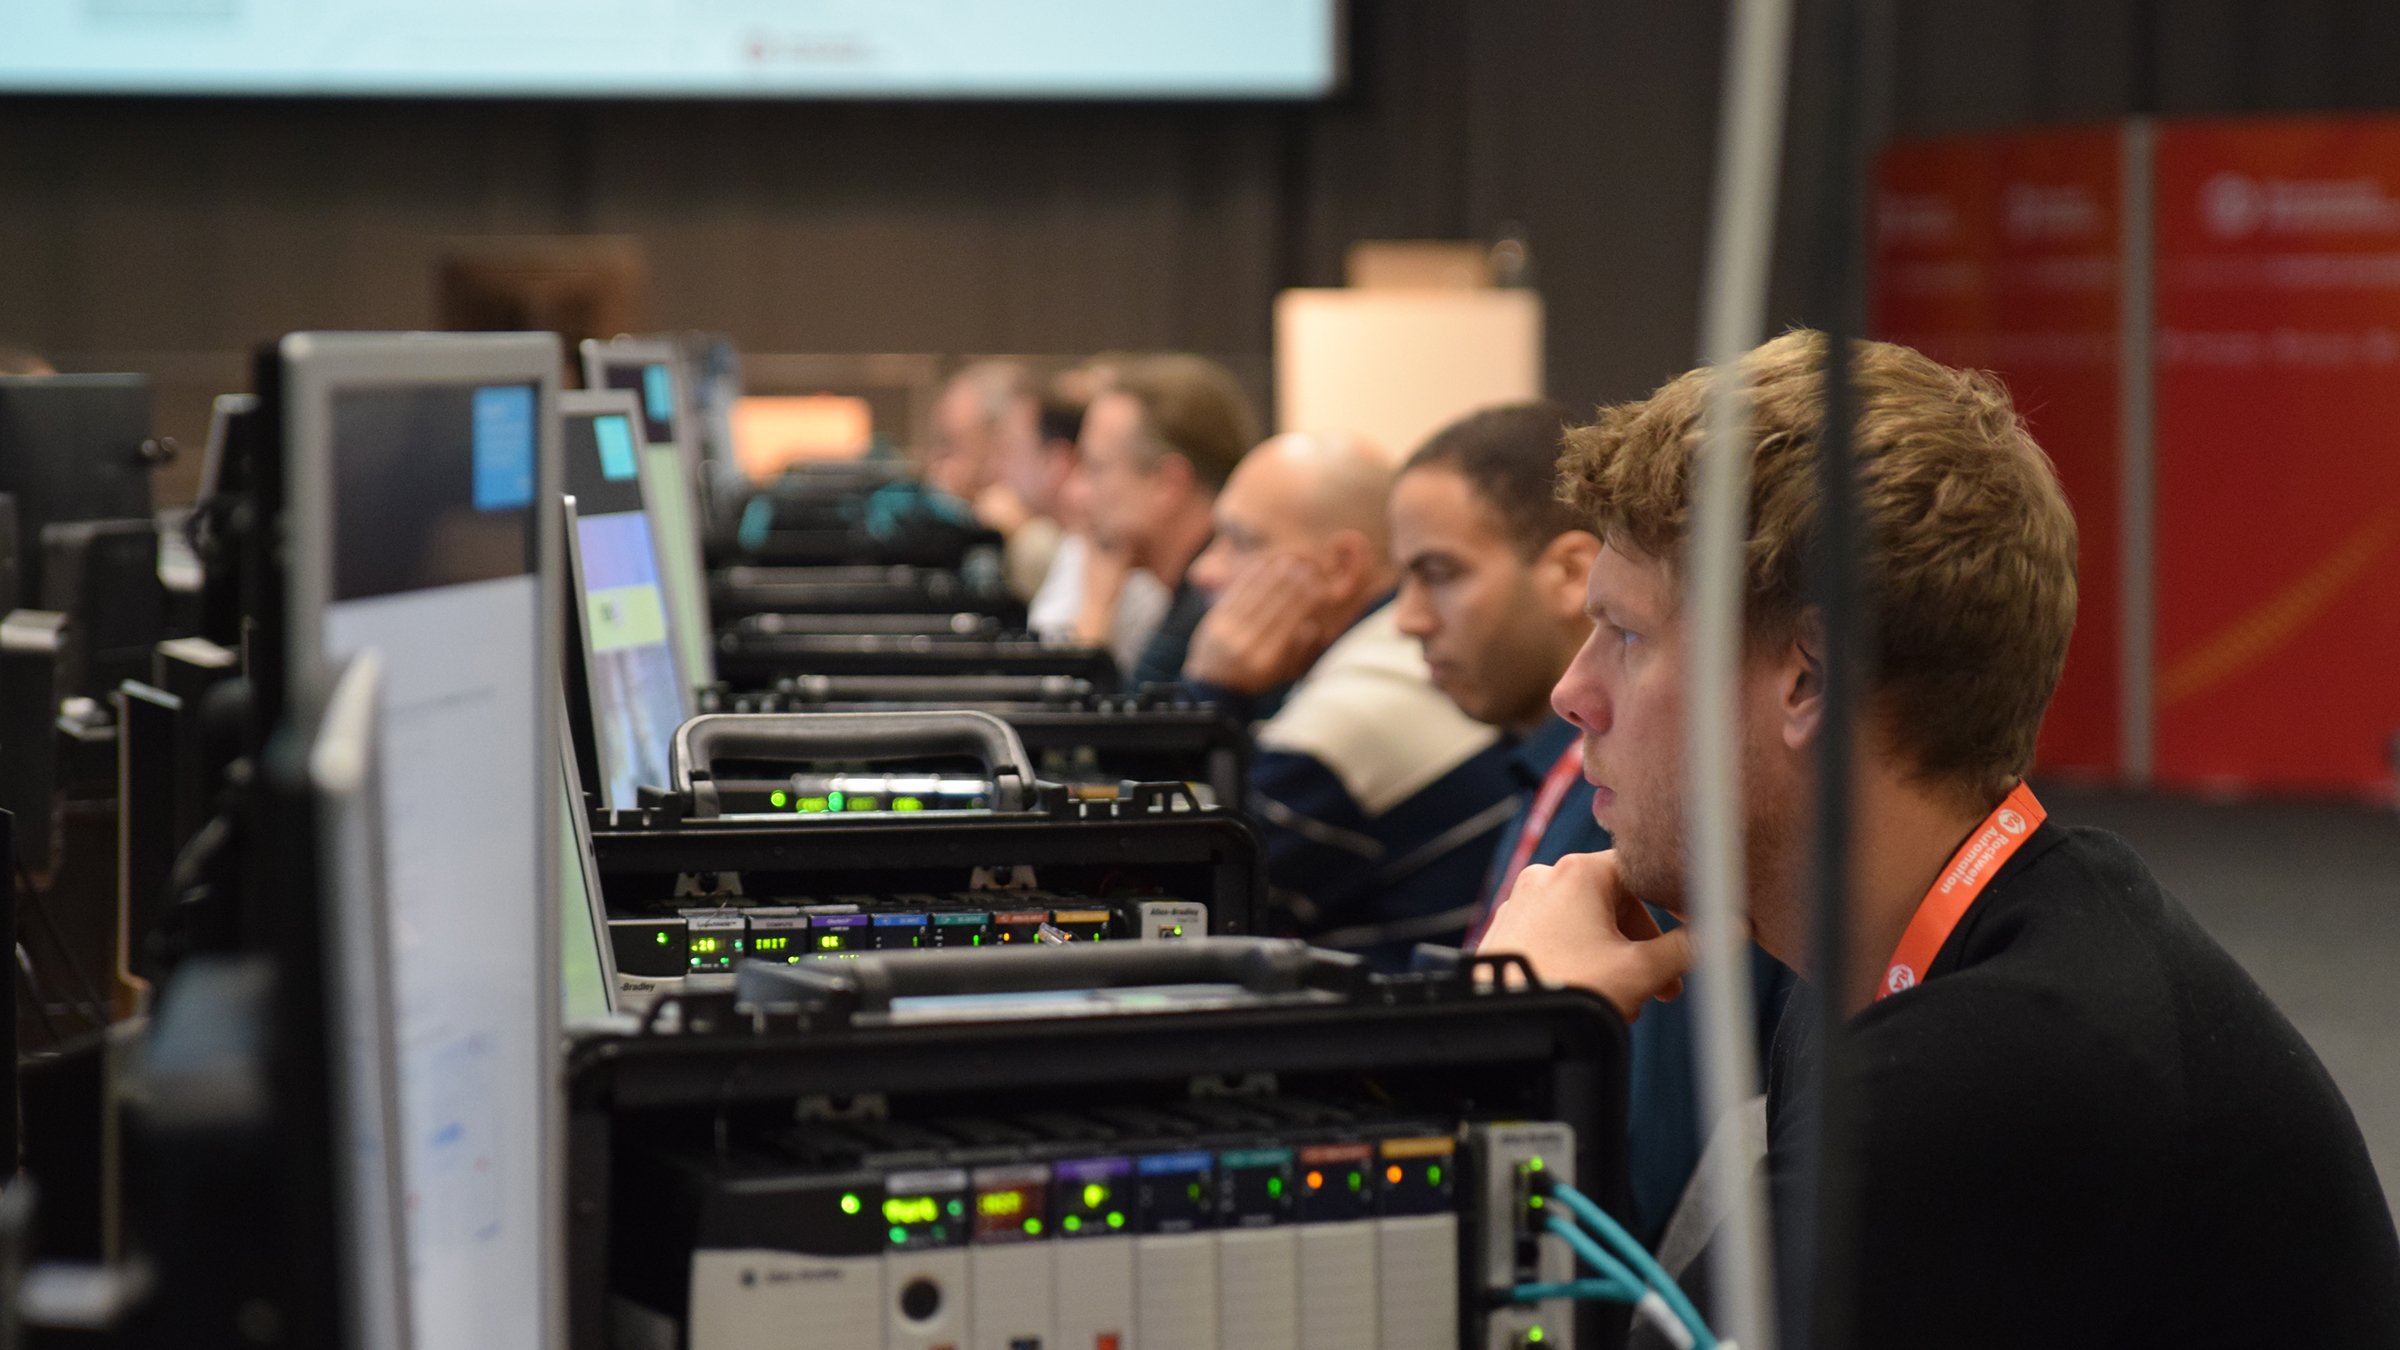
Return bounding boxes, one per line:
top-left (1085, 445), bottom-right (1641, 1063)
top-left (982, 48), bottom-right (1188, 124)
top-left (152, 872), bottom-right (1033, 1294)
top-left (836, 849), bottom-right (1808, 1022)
top-left (736, 937), bottom-right (1364, 1013)
top-left (671, 710), bottom-right (1035, 818)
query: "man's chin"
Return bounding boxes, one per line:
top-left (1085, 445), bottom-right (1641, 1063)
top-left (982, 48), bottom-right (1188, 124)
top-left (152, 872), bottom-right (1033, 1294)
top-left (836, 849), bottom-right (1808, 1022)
top-left (1613, 852), bottom-right (1686, 918)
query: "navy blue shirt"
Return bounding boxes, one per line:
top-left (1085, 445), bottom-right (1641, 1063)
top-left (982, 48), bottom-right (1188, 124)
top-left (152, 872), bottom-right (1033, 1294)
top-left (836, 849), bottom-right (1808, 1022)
top-left (1206, 599), bottom-right (1520, 969)
top-left (1128, 573), bottom-right (1210, 692)
top-left (1473, 715), bottom-right (1796, 1243)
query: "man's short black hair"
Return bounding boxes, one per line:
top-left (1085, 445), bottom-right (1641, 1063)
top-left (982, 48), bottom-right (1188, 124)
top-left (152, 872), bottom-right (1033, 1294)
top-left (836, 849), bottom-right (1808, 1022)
top-left (1037, 396), bottom-right (1084, 448)
top-left (1400, 400), bottom-right (1588, 557)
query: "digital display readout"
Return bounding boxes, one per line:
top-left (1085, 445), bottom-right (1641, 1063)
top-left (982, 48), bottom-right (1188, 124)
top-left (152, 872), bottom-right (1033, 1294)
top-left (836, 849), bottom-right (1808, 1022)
top-left (970, 1177), bottom-right (1048, 1243)
top-left (881, 1172), bottom-right (969, 1250)
top-left (882, 1196), bottom-right (940, 1227)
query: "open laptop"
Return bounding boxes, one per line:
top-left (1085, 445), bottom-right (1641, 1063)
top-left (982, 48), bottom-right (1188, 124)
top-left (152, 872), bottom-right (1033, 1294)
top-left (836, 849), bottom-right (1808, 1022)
top-left (560, 390), bottom-right (693, 812)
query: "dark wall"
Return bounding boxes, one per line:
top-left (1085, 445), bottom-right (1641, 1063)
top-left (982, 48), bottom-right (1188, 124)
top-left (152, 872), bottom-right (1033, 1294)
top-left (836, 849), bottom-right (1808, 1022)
top-left (1890, 0), bottom-right (2400, 136)
top-left (4, 0), bottom-right (2397, 436)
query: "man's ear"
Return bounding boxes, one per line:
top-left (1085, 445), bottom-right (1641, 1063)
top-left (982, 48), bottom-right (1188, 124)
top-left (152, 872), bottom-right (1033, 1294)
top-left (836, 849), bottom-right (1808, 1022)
top-left (1153, 450), bottom-right (1198, 498)
top-left (1535, 530), bottom-right (1601, 617)
top-left (1323, 528), bottom-right (1376, 591)
top-left (1779, 609), bottom-right (1826, 751)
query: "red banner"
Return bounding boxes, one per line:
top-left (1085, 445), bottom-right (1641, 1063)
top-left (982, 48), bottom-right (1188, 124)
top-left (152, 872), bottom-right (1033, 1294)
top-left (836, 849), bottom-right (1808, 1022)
top-left (2152, 118), bottom-right (2400, 793)
top-left (1872, 127), bottom-right (2125, 778)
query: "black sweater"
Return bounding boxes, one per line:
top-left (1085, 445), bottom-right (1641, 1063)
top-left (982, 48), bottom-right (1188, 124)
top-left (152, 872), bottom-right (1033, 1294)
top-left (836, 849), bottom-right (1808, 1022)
top-left (1754, 822), bottom-right (2400, 1348)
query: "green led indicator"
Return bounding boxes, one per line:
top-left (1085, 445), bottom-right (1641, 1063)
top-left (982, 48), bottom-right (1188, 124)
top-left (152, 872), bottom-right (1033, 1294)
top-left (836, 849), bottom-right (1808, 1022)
top-left (1528, 1157), bottom-right (1545, 1173)
top-left (947, 1200), bottom-right (965, 1219)
top-left (1348, 1171), bottom-right (1364, 1192)
top-left (1170, 925), bottom-right (1184, 937)
top-left (1529, 1195), bottom-right (1545, 1209)
top-left (1187, 1182), bottom-right (1202, 1202)
top-left (839, 1193), bottom-right (861, 1216)
top-left (893, 796), bottom-right (924, 812)
top-left (1024, 1218), bottom-right (1043, 1236)
top-left (971, 934), bottom-right (982, 946)
top-left (1106, 1211), bottom-right (1125, 1230)
top-left (848, 796), bottom-right (878, 811)
top-left (888, 1226), bottom-right (907, 1244)
top-left (1082, 1183), bottom-right (1107, 1209)
top-left (798, 796), bottom-right (829, 813)
top-left (770, 790), bottom-right (789, 808)
top-left (827, 790), bottom-right (845, 811)
top-left (1527, 1328), bottom-right (1546, 1344)
top-left (1427, 1165), bottom-right (1444, 1187)
top-left (654, 931), bottom-right (669, 945)
top-left (1063, 1215), bottom-right (1082, 1233)
top-left (1267, 1177), bottom-right (1284, 1198)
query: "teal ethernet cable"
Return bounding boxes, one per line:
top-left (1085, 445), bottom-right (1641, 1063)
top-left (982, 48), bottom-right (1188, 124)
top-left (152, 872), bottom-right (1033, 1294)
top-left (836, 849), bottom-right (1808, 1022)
top-left (1551, 1181), bottom-right (1720, 1350)
top-left (1534, 1215), bottom-right (1703, 1349)
top-left (1515, 1278), bottom-right (1644, 1303)
top-left (1544, 1215), bottom-right (1645, 1297)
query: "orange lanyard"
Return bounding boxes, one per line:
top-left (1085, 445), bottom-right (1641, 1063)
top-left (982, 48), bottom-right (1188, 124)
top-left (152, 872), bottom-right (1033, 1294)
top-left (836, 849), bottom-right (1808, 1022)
top-left (1466, 743), bottom-right (1584, 950)
top-left (1877, 782), bottom-right (2047, 999)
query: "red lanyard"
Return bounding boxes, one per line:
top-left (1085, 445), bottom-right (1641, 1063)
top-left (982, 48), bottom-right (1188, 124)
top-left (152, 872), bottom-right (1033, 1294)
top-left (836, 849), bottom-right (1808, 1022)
top-left (1465, 742), bottom-right (1584, 950)
top-left (1877, 782), bottom-right (2047, 999)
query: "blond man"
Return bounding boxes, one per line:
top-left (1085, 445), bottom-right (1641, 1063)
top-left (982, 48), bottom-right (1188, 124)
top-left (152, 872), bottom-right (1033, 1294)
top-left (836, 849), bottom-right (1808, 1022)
top-left (1482, 332), bottom-right (2400, 1344)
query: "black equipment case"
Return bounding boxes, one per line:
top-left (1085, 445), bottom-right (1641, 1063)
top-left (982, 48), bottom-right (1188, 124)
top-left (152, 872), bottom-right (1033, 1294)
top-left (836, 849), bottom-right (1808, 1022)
top-left (567, 940), bottom-right (1634, 1350)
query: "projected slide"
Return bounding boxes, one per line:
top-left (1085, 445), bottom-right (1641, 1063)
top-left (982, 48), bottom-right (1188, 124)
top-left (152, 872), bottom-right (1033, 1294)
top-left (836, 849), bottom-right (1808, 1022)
top-left (1, 0), bottom-right (1340, 97)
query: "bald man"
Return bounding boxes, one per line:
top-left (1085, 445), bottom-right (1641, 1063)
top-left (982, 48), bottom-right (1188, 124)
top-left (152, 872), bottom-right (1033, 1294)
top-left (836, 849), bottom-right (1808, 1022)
top-left (1183, 432), bottom-right (1520, 965)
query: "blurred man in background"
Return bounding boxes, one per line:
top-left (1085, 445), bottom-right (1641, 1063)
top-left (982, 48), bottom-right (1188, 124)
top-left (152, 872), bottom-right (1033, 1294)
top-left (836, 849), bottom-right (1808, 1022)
top-left (1389, 400), bottom-right (1791, 1239)
top-left (924, 359), bottom-right (1021, 502)
top-left (1005, 369), bottom-right (1172, 673)
top-left (1184, 430), bottom-right (1517, 965)
top-left (927, 359), bottom-right (1054, 595)
top-left (1073, 352), bottom-right (1257, 687)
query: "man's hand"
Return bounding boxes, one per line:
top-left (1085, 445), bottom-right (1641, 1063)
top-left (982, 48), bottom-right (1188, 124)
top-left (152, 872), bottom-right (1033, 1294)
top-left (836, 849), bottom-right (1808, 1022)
top-left (1183, 555), bottom-right (1332, 694)
top-left (1072, 535), bottom-right (1135, 647)
top-left (1477, 850), bottom-right (1694, 1021)
top-left (974, 482), bottom-right (1033, 537)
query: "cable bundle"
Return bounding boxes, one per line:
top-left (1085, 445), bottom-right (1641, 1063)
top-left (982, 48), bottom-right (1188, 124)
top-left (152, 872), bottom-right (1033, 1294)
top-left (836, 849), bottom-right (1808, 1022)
top-left (1510, 1181), bottom-right (1725, 1350)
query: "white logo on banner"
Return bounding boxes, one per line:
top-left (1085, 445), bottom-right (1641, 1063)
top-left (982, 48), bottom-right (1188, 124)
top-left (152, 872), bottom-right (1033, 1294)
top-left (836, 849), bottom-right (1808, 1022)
top-left (2204, 171), bottom-right (2400, 239)
top-left (1997, 808), bottom-right (2028, 835)
top-left (2204, 172), bottom-right (2266, 238)
top-left (1886, 964), bottom-right (1918, 994)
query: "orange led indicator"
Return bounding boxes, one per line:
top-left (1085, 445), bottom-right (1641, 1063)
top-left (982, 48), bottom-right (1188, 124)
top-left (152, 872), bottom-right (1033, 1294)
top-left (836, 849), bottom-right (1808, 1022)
top-left (1385, 1165), bottom-right (1404, 1185)
top-left (1305, 1170), bottom-right (1324, 1191)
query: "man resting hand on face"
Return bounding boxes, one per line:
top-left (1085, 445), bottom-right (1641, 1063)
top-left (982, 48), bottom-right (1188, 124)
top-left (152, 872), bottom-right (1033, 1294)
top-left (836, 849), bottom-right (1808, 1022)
top-left (1181, 431), bottom-right (1520, 968)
